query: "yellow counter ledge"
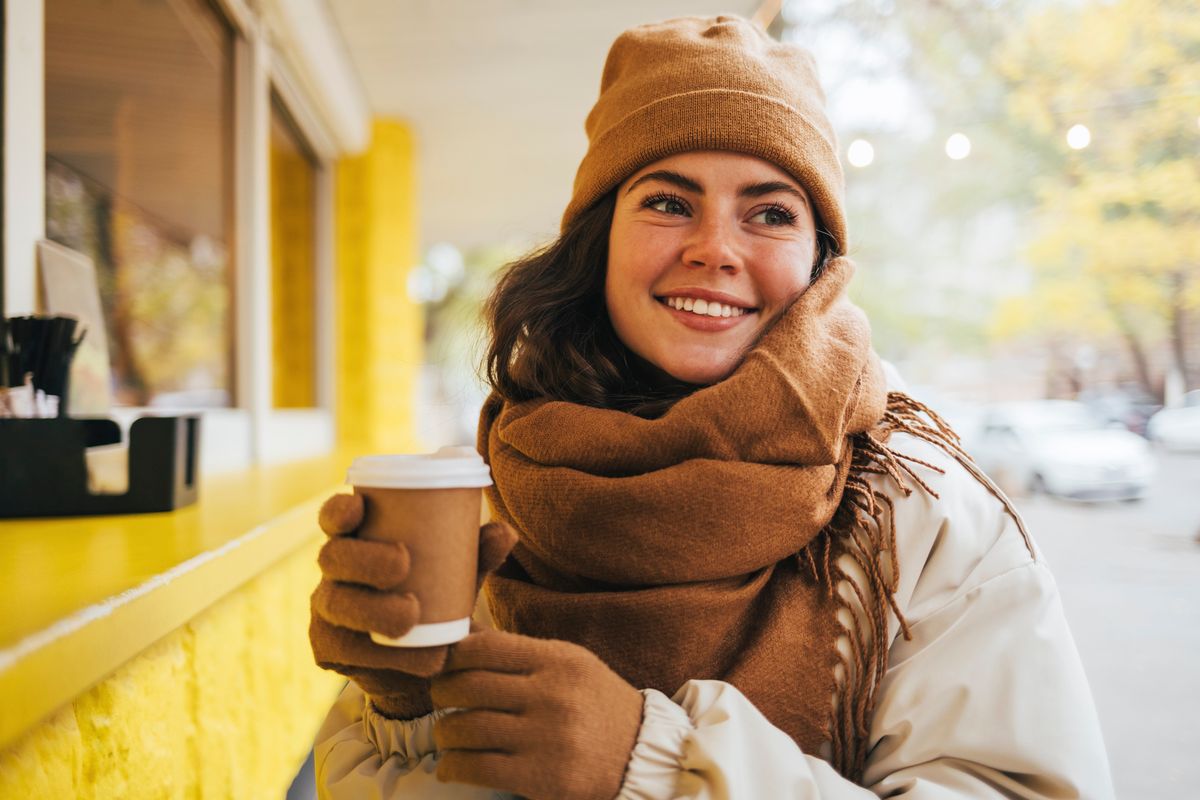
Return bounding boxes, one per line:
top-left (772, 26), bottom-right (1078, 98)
top-left (0, 452), bottom-right (354, 752)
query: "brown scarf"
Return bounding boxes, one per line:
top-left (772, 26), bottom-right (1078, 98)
top-left (476, 257), bottom-right (1001, 780)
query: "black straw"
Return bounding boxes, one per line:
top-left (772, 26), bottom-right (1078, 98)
top-left (2, 314), bottom-right (87, 417)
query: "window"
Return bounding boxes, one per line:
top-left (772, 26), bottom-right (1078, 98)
top-left (269, 93), bottom-right (318, 409)
top-left (44, 0), bottom-right (234, 408)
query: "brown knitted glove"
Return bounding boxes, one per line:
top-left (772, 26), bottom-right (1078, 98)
top-left (309, 493), bottom-right (517, 719)
top-left (430, 629), bottom-right (645, 800)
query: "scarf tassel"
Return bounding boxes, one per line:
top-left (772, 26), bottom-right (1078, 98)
top-left (807, 392), bottom-right (1034, 781)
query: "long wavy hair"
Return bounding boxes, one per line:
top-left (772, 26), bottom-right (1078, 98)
top-left (483, 190), bottom-right (836, 417)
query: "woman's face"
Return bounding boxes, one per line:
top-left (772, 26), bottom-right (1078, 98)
top-left (606, 151), bottom-right (818, 385)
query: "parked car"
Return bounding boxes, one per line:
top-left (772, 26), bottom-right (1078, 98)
top-left (1077, 386), bottom-right (1162, 437)
top-left (1146, 394), bottom-right (1200, 452)
top-left (970, 400), bottom-right (1156, 501)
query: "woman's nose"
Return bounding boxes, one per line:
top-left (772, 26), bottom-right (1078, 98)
top-left (681, 214), bottom-right (741, 273)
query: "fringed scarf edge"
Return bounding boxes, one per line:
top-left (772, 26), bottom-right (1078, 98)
top-left (808, 391), bottom-right (1035, 781)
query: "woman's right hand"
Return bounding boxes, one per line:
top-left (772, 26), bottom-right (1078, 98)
top-left (309, 493), bottom-right (517, 719)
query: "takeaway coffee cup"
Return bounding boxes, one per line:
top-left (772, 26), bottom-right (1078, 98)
top-left (346, 446), bottom-right (493, 647)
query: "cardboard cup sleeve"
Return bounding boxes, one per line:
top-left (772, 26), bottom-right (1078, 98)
top-left (355, 485), bottom-right (482, 647)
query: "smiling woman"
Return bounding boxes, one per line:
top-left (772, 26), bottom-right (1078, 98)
top-left (309, 14), bottom-right (1114, 800)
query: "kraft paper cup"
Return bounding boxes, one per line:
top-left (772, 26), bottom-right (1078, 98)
top-left (347, 446), bottom-right (493, 647)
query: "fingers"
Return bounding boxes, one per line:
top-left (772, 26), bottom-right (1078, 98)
top-left (318, 493), bottom-right (363, 537)
top-left (318, 537), bottom-right (410, 589)
top-left (442, 628), bottom-right (550, 675)
top-left (311, 580), bottom-right (419, 638)
top-left (431, 668), bottom-right (529, 712)
top-left (477, 521), bottom-right (518, 574)
top-left (309, 615), bottom-right (451, 677)
top-left (433, 709), bottom-right (521, 752)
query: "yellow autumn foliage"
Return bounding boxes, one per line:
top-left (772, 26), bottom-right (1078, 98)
top-left (994, 0), bottom-right (1198, 358)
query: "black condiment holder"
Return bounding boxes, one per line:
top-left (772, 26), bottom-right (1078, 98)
top-left (0, 415), bottom-right (200, 518)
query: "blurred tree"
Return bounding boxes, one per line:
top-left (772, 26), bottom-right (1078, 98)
top-left (994, 0), bottom-right (1200, 399)
top-left (783, 0), bottom-right (1196, 401)
top-left (417, 242), bottom-right (523, 443)
top-left (46, 160), bottom-right (230, 406)
top-left (423, 243), bottom-right (521, 374)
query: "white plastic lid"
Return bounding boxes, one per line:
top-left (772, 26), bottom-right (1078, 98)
top-left (346, 445), bottom-right (493, 489)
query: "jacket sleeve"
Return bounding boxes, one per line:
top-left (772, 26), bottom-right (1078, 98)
top-left (614, 438), bottom-right (1114, 800)
top-left (313, 681), bottom-right (517, 800)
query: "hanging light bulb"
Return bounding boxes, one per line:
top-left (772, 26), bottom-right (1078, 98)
top-left (945, 133), bottom-right (971, 160)
top-left (1067, 124), bottom-right (1091, 150)
top-left (847, 139), bottom-right (874, 168)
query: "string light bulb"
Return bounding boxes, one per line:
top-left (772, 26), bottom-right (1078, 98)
top-left (945, 133), bottom-right (971, 160)
top-left (847, 139), bottom-right (875, 167)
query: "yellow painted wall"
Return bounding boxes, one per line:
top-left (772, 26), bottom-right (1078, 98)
top-left (0, 538), bottom-right (343, 799)
top-left (336, 118), bottom-right (424, 453)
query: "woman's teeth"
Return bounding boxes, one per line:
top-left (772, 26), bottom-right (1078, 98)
top-left (662, 296), bottom-right (750, 318)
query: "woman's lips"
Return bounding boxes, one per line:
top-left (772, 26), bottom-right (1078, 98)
top-left (658, 298), bottom-right (756, 331)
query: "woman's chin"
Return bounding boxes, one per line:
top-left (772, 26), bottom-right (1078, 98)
top-left (657, 355), bottom-right (740, 386)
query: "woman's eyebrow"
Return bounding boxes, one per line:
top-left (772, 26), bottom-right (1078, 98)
top-left (738, 181), bottom-right (809, 207)
top-left (626, 172), bottom-right (808, 208)
top-left (625, 170), bottom-right (703, 195)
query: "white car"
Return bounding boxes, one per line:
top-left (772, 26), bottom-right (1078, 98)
top-left (1146, 393), bottom-right (1200, 452)
top-left (969, 400), bottom-right (1156, 501)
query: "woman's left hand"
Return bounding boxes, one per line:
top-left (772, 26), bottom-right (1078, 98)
top-left (430, 628), bottom-right (645, 800)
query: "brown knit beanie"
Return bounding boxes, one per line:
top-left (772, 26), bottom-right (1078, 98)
top-left (562, 15), bottom-right (847, 254)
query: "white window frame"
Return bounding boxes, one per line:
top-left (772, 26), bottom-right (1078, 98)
top-left (4, 0), bottom-right (361, 474)
top-left (230, 0), bottom-right (337, 467)
top-left (4, 0), bottom-right (45, 317)
top-left (257, 37), bottom-right (339, 465)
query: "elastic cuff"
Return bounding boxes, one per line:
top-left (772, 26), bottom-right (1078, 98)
top-left (362, 695), bottom-right (452, 766)
top-left (617, 688), bottom-right (694, 800)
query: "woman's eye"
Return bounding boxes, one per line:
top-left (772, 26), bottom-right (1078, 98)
top-left (749, 206), bottom-right (796, 226)
top-left (646, 196), bottom-right (688, 216)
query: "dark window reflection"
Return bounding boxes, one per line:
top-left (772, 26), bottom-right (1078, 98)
top-left (45, 0), bottom-right (234, 407)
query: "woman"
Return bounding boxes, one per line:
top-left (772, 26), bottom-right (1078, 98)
top-left (309, 15), bottom-right (1113, 799)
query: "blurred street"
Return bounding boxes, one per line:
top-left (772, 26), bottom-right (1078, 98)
top-left (1017, 450), bottom-right (1200, 799)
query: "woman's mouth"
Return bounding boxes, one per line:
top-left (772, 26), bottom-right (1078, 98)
top-left (655, 295), bottom-right (758, 330)
top-left (659, 295), bottom-right (753, 318)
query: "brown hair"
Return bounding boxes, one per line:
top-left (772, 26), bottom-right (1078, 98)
top-left (484, 192), bottom-right (836, 417)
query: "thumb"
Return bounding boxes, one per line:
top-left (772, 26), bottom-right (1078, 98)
top-left (478, 521), bottom-right (518, 575)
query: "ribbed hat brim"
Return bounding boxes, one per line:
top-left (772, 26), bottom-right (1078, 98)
top-left (562, 88), bottom-right (846, 252)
